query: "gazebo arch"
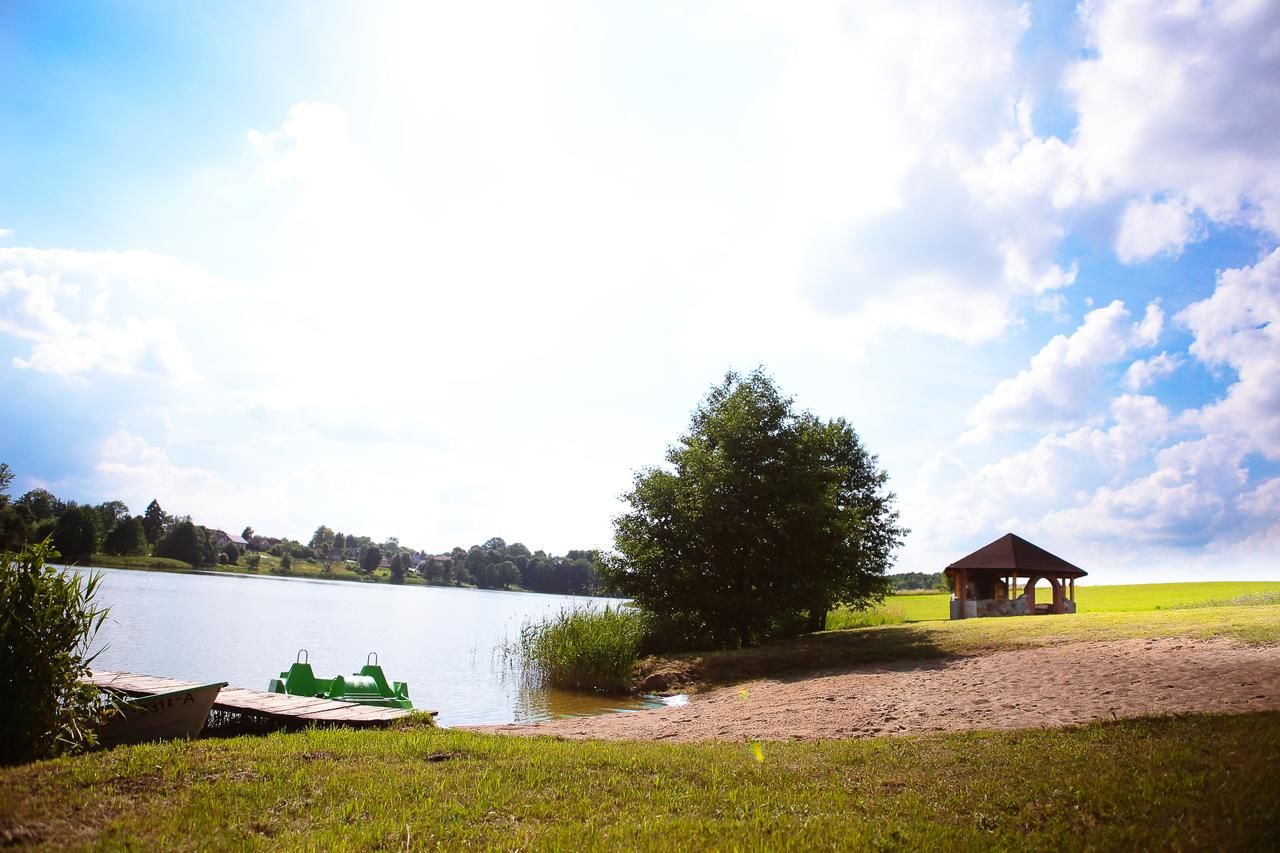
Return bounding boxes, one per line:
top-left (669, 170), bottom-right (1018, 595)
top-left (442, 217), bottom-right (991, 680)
top-left (944, 533), bottom-right (1086, 620)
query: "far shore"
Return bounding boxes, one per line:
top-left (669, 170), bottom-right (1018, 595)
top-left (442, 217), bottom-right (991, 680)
top-left (73, 552), bottom-right (626, 598)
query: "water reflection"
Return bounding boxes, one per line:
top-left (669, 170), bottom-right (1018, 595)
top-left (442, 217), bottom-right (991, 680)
top-left (76, 566), bottom-right (650, 726)
top-left (512, 686), bottom-right (666, 723)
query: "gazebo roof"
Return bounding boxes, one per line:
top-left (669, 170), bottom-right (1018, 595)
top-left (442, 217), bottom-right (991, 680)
top-left (944, 533), bottom-right (1086, 578)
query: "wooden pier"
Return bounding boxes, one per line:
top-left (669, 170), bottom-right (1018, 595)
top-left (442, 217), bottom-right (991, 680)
top-left (86, 670), bottom-right (431, 728)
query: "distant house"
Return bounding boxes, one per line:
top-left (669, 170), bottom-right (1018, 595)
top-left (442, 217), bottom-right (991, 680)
top-left (212, 530), bottom-right (250, 550)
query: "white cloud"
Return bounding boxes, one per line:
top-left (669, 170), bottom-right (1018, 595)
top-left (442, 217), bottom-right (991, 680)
top-left (0, 228), bottom-right (13, 240)
top-left (1069, 0), bottom-right (1280, 239)
top-left (962, 300), bottom-right (1162, 441)
top-left (753, 1), bottom-right (1084, 345)
top-left (1180, 248), bottom-right (1280, 458)
top-left (0, 255), bottom-right (204, 380)
top-left (912, 248), bottom-right (1280, 574)
top-left (1115, 196), bottom-right (1202, 263)
top-left (1123, 351), bottom-right (1183, 391)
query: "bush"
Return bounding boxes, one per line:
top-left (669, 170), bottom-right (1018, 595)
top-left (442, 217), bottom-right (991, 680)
top-left (507, 605), bottom-right (647, 693)
top-left (52, 506), bottom-right (99, 563)
top-left (0, 540), bottom-right (110, 764)
top-left (222, 543), bottom-right (240, 565)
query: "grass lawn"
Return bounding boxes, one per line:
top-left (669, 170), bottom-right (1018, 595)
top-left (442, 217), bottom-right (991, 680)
top-left (85, 554), bottom-right (196, 571)
top-left (830, 580), bottom-right (1280, 625)
top-left (2, 713), bottom-right (1276, 850)
top-left (10, 578), bottom-right (1272, 848)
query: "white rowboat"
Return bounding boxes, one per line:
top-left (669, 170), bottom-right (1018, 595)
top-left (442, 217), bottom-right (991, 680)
top-left (96, 681), bottom-right (227, 747)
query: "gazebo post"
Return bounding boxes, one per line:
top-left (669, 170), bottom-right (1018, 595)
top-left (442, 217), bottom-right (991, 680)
top-left (1070, 578), bottom-right (1075, 602)
top-left (957, 568), bottom-right (966, 619)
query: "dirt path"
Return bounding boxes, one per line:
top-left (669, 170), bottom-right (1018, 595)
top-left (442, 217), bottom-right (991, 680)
top-left (469, 638), bottom-right (1280, 742)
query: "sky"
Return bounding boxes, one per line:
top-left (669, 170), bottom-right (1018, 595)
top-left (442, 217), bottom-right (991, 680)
top-left (1, 0), bottom-right (1278, 583)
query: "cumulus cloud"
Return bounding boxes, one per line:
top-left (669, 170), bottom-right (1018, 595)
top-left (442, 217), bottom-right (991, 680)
top-left (1123, 351), bottom-right (1183, 391)
top-left (760, 1), bottom-right (1086, 344)
top-left (1070, 0), bottom-right (1280, 241)
top-left (1180, 247), bottom-right (1280, 458)
top-left (94, 431), bottom-right (241, 527)
top-left (1115, 196), bottom-right (1203, 262)
top-left (920, 248), bottom-right (1280, 570)
top-left (962, 300), bottom-right (1162, 441)
top-left (0, 249), bottom-right (219, 380)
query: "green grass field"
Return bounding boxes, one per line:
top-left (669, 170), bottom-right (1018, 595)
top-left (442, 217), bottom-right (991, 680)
top-left (829, 580), bottom-right (1280, 626)
top-left (2, 713), bottom-right (1276, 850)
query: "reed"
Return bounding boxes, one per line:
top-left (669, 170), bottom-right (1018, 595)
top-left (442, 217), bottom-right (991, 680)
top-left (508, 604), bottom-right (647, 693)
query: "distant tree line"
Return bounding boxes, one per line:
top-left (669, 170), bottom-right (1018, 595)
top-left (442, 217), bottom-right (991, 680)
top-left (418, 537), bottom-right (604, 595)
top-left (0, 462), bottom-right (606, 595)
top-left (888, 571), bottom-right (946, 591)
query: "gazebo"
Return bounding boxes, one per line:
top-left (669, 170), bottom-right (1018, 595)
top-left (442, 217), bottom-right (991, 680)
top-left (944, 533), bottom-right (1086, 620)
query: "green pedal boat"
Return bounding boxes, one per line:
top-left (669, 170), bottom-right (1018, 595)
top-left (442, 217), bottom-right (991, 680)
top-left (268, 650), bottom-right (412, 709)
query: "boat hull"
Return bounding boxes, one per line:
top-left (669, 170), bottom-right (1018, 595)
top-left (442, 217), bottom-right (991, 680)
top-left (96, 682), bottom-right (227, 747)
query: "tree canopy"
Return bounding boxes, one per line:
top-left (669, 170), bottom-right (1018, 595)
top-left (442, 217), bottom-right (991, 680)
top-left (602, 370), bottom-right (907, 649)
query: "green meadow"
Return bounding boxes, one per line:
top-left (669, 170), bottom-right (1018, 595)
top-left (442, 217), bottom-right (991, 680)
top-left (829, 580), bottom-right (1280, 626)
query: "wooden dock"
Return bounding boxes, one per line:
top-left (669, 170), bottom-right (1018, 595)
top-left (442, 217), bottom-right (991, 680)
top-left (86, 670), bottom-right (430, 728)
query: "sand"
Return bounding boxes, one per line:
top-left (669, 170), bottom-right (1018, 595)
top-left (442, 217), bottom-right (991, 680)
top-left (469, 637), bottom-right (1280, 742)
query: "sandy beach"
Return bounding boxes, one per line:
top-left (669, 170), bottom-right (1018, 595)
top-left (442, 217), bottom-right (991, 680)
top-left (470, 637), bottom-right (1280, 742)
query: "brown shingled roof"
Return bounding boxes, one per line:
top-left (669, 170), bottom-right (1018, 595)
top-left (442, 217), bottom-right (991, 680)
top-left (944, 533), bottom-right (1086, 577)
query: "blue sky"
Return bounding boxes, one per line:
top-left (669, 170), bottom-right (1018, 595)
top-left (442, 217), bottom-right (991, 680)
top-left (2, 0), bottom-right (1278, 582)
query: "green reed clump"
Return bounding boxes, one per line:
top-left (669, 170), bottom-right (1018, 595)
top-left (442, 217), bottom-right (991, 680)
top-left (510, 605), bottom-right (647, 693)
top-left (0, 539), bottom-right (110, 765)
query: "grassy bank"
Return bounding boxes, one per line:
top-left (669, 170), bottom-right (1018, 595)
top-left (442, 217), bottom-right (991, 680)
top-left (641, 603), bottom-right (1280, 692)
top-left (85, 554), bottom-right (195, 571)
top-left (84, 553), bottom-right (426, 586)
top-left (2, 713), bottom-right (1276, 849)
top-left (830, 579), bottom-right (1280, 625)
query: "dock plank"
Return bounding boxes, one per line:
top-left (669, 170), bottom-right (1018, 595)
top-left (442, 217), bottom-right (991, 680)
top-left (85, 670), bottom-right (428, 728)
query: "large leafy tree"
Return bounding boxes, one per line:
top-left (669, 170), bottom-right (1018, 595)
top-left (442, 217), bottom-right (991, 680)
top-left (52, 506), bottom-right (99, 563)
top-left (103, 516), bottom-right (147, 556)
top-left (602, 370), bottom-right (907, 649)
top-left (155, 520), bottom-right (207, 567)
top-left (142, 499), bottom-right (167, 546)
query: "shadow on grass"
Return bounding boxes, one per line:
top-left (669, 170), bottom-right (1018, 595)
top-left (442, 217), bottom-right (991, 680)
top-left (635, 622), bottom-right (961, 692)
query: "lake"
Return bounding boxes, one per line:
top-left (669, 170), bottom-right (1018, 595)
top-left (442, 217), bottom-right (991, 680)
top-left (77, 567), bottom-right (664, 726)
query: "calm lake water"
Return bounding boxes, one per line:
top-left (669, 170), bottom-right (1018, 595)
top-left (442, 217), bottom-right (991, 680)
top-left (77, 567), bottom-right (664, 726)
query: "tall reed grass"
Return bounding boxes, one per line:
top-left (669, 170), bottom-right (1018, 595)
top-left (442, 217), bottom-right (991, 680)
top-left (506, 604), bottom-right (646, 694)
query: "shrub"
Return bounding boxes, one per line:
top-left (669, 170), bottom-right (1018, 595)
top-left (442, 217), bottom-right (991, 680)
top-left (0, 540), bottom-right (110, 764)
top-left (222, 543), bottom-right (240, 565)
top-left (52, 506), bottom-right (99, 563)
top-left (507, 605), bottom-right (647, 693)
